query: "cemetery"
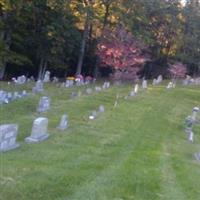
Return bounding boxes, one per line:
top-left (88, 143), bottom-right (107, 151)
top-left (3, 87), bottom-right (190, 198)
top-left (1, 1), bottom-right (200, 200)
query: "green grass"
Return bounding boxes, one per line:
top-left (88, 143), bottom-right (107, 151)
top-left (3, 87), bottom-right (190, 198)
top-left (0, 82), bottom-right (200, 200)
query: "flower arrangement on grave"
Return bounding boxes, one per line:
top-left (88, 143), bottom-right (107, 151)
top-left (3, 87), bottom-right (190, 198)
top-left (66, 76), bottom-right (75, 80)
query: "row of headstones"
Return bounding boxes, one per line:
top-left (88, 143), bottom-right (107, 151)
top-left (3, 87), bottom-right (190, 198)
top-left (0, 103), bottom-right (106, 152)
top-left (0, 115), bottom-right (69, 152)
top-left (184, 107), bottom-right (200, 161)
top-left (183, 76), bottom-right (200, 86)
top-left (0, 90), bottom-right (28, 105)
top-left (71, 82), bottom-right (111, 98)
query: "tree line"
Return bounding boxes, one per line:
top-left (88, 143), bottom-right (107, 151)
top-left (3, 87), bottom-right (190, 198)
top-left (0, 0), bottom-right (200, 80)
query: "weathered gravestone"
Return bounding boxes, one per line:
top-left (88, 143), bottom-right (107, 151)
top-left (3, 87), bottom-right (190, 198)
top-left (156, 75), bottom-right (163, 84)
top-left (0, 124), bottom-right (20, 152)
top-left (95, 86), bottom-right (102, 92)
top-left (32, 80), bottom-right (44, 93)
top-left (152, 79), bottom-right (157, 86)
top-left (17, 75), bottom-right (26, 84)
top-left (25, 117), bottom-right (49, 143)
top-left (43, 71), bottom-right (50, 82)
top-left (99, 105), bottom-right (105, 113)
top-left (142, 80), bottom-right (147, 89)
top-left (57, 114), bottom-right (68, 130)
top-left (37, 96), bottom-right (51, 113)
top-left (86, 88), bottom-right (93, 95)
top-left (129, 90), bottom-right (135, 97)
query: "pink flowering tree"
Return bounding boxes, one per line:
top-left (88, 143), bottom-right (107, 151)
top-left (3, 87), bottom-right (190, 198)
top-left (168, 62), bottom-right (187, 80)
top-left (97, 26), bottom-right (150, 81)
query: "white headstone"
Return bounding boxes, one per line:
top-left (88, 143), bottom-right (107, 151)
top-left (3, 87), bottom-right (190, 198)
top-left (134, 84), bottom-right (139, 94)
top-left (188, 131), bottom-right (194, 143)
top-left (142, 80), bottom-right (147, 89)
top-left (25, 117), bottom-right (49, 143)
top-left (43, 71), bottom-right (50, 82)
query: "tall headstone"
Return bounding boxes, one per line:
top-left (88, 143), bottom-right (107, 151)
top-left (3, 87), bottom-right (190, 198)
top-left (134, 84), bottom-right (139, 94)
top-left (0, 124), bottom-right (20, 152)
top-left (25, 117), bottom-right (49, 143)
top-left (43, 71), bottom-right (50, 82)
top-left (188, 131), bottom-right (194, 143)
top-left (57, 114), bottom-right (68, 130)
top-left (37, 96), bottom-right (51, 113)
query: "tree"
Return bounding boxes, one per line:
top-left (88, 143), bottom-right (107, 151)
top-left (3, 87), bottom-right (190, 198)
top-left (97, 26), bottom-right (150, 80)
top-left (168, 61), bottom-right (187, 79)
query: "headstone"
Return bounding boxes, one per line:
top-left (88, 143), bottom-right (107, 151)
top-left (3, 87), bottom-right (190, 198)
top-left (152, 79), bottom-right (157, 86)
top-left (25, 117), bottom-right (49, 143)
top-left (32, 80), bottom-right (44, 93)
top-left (192, 107), bottom-right (199, 121)
top-left (86, 88), bottom-right (93, 95)
top-left (95, 86), bottom-right (102, 92)
top-left (194, 152), bottom-right (200, 161)
top-left (134, 84), bottom-right (139, 94)
top-left (22, 90), bottom-right (27, 97)
top-left (37, 96), bottom-right (51, 113)
top-left (17, 75), bottom-right (26, 84)
top-left (52, 76), bottom-right (58, 83)
top-left (102, 82), bottom-right (110, 90)
top-left (43, 71), bottom-right (50, 82)
top-left (99, 105), bottom-right (105, 113)
top-left (129, 90), bottom-right (135, 97)
top-left (188, 131), bottom-right (194, 143)
top-left (57, 114), bottom-right (68, 130)
top-left (0, 124), bottom-right (20, 152)
top-left (142, 80), bottom-right (147, 89)
top-left (156, 75), bottom-right (163, 84)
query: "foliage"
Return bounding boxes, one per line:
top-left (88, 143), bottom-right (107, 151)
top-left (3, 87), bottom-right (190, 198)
top-left (168, 61), bottom-right (187, 79)
top-left (97, 26), bottom-right (150, 80)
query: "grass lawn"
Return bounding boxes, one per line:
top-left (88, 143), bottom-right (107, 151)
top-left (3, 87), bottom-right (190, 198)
top-left (0, 81), bottom-right (200, 200)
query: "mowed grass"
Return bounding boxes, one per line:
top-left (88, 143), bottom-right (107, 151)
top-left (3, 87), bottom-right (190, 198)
top-left (0, 81), bottom-right (200, 200)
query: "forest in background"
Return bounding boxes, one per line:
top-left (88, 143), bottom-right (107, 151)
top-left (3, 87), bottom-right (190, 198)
top-left (0, 0), bottom-right (200, 80)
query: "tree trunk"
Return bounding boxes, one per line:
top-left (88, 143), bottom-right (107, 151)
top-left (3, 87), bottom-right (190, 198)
top-left (0, 12), bottom-right (11, 80)
top-left (38, 57), bottom-right (44, 80)
top-left (93, 2), bottom-right (111, 78)
top-left (76, 12), bottom-right (90, 75)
